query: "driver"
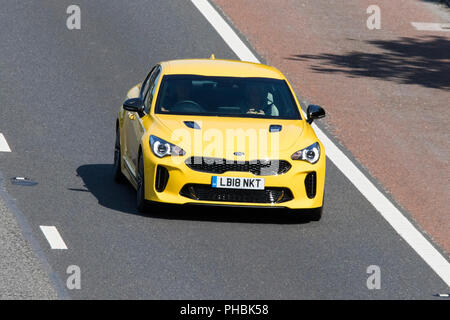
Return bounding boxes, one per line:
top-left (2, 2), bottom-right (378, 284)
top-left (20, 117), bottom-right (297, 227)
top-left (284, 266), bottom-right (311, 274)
top-left (242, 83), bottom-right (265, 115)
top-left (241, 83), bottom-right (279, 116)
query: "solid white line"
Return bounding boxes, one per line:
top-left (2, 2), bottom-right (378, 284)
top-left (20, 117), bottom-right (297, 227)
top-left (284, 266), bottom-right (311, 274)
top-left (191, 0), bottom-right (259, 63)
top-left (313, 125), bottom-right (450, 286)
top-left (411, 22), bottom-right (450, 32)
top-left (40, 226), bottom-right (68, 250)
top-left (192, 0), bottom-right (450, 286)
top-left (0, 133), bottom-right (11, 152)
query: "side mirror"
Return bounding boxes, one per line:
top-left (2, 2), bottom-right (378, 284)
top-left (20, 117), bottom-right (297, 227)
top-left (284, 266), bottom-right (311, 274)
top-left (306, 104), bottom-right (325, 124)
top-left (123, 98), bottom-right (145, 116)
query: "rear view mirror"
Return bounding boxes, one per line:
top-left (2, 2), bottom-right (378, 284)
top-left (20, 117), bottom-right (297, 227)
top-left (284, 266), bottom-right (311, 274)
top-left (306, 104), bottom-right (325, 124)
top-left (123, 98), bottom-right (144, 115)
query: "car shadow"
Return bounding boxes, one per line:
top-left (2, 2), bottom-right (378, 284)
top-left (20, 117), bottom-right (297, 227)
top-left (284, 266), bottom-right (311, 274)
top-left (73, 164), bottom-right (313, 225)
top-left (286, 36), bottom-right (450, 90)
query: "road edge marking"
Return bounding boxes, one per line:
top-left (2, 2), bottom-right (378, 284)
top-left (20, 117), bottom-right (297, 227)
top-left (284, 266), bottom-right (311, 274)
top-left (0, 133), bottom-right (11, 152)
top-left (191, 0), bottom-right (259, 63)
top-left (313, 124), bottom-right (450, 286)
top-left (411, 22), bottom-right (450, 31)
top-left (40, 226), bottom-right (68, 250)
top-left (192, 0), bottom-right (450, 287)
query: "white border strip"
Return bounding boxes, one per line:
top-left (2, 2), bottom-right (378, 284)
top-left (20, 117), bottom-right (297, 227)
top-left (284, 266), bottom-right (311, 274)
top-left (411, 22), bottom-right (450, 32)
top-left (0, 133), bottom-right (11, 152)
top-left (40, 226), bottom-right (68, 250)
top-left (191, 0), bottom-right (450, 286)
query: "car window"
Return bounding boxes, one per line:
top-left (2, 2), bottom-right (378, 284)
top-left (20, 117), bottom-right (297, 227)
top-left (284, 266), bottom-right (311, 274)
top-left (155, 75), bottom-right (301, 120)
top-left (141, 66), bottom-right (156, 99)
top-left (144, 66), bottom-right (162, 113)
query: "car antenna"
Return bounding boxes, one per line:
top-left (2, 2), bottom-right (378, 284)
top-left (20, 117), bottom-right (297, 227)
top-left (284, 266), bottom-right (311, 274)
top-left (210, 53), bottom-right (215, 60)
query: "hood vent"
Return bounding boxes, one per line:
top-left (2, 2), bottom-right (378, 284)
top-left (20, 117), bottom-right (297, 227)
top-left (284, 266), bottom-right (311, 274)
top-left (269, 125), bottom-right (282, 132)
top-left (184, 121), bottom-right (201, 130)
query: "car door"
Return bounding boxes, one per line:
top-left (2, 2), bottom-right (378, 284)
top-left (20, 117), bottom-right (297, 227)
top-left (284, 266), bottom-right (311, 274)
top-left (124, 66), bottom-right (161, 172)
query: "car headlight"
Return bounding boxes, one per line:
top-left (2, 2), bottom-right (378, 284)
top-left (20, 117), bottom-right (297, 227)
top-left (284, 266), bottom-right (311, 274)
top-left (149, 135), bottom-right (185, 158)
top-left (291, 142), bottom-right (320, 164)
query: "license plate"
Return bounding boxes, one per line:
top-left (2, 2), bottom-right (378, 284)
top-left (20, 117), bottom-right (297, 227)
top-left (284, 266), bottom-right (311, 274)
top-left (211, 176), bottom-right (265, 190)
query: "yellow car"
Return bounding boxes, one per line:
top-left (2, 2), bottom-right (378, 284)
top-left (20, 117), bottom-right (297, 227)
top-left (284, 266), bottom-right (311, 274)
top-left (114, 58), bottom-right (326, 220)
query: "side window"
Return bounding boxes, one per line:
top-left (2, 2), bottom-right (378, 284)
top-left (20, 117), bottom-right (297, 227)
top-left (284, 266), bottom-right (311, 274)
top-left (144, 67), bottom-right (161, 113)
top-left (141, 66), bottom-right (156, 99)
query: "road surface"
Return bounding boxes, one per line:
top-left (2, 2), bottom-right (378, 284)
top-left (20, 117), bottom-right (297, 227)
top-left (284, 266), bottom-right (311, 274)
top-left (0, 0), bottom-right (448, 299)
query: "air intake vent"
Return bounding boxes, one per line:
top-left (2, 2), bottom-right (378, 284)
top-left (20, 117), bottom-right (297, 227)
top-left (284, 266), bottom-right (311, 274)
top-left (184, 121), bottom-right (201, 129)
top-left (269, 125), bottom-right (282, 132)
top-left (305, 172), bottom-right (317, 199)
top-left (180, 184), bottom-right (293, 204)
top-left (155, 165), bottom-right (169, 192)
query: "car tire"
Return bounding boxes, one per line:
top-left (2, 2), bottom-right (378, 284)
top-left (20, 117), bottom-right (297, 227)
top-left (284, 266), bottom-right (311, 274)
top-left (137, 152), bottom-right (150, 213)
top-left (113, 128), bottom-right (127, 184)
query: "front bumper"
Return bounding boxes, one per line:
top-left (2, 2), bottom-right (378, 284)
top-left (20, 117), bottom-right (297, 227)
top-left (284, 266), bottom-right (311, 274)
top-left (142, 144), bottom-right (325, 209)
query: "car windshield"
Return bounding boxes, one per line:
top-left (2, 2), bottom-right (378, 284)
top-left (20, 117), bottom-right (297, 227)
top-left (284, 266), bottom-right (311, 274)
top-left (155, 75), bottom-right (301, 119)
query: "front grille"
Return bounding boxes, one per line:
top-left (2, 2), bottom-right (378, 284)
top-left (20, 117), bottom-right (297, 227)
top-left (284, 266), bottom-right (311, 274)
top-left (185, 157), bottom-right (291, 176)
top-left (180, 184), bottom-right (293, 204)
top-left (305, 172), bottom-right (316, 199)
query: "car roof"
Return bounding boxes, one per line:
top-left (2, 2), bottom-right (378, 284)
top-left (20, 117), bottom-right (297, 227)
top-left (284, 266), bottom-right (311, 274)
top-left (160, 59), bottom-right (285, 79)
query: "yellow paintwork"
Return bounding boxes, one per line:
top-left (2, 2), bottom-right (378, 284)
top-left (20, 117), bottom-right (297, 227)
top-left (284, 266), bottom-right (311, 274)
top-left (162, 59), bottom-right (284, 79)
top-left (117, 59), bottom-right (325, 209)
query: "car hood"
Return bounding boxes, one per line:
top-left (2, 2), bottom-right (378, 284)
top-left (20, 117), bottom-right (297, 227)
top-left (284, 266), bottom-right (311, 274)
top-left (152, 115), bottom-right (307, 160)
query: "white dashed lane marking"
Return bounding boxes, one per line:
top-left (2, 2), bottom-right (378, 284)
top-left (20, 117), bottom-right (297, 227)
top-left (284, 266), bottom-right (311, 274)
top-left (40, 226), bottom-right (68, 250)
top-left (191, 0), bottom-right (450, 287)
top-left (411, 22), bottom-right (450, 31)
top-left (0, 133), bottom-right (11, 152)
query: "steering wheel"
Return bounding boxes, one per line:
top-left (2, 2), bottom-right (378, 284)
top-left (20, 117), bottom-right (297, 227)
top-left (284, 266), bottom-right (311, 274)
top-left (173, 100), bottom-right (204, 112)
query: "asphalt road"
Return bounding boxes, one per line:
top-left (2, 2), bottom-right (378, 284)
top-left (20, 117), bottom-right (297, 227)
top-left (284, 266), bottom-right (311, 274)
top-left (0, 0), bottom-right (448, 299)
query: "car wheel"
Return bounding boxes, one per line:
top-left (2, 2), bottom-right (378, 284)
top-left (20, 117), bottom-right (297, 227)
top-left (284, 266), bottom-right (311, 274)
top-left (113, 129), bottom-right (126, 184)
top-left (137, 152), bottom-right (150, 213)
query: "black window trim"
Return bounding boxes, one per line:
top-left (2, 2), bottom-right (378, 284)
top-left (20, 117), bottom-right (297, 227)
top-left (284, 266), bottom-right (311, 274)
top-left (140, 65), bottom-right (162, 114)
top-left (140, 66), bottom-right (156, 99)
